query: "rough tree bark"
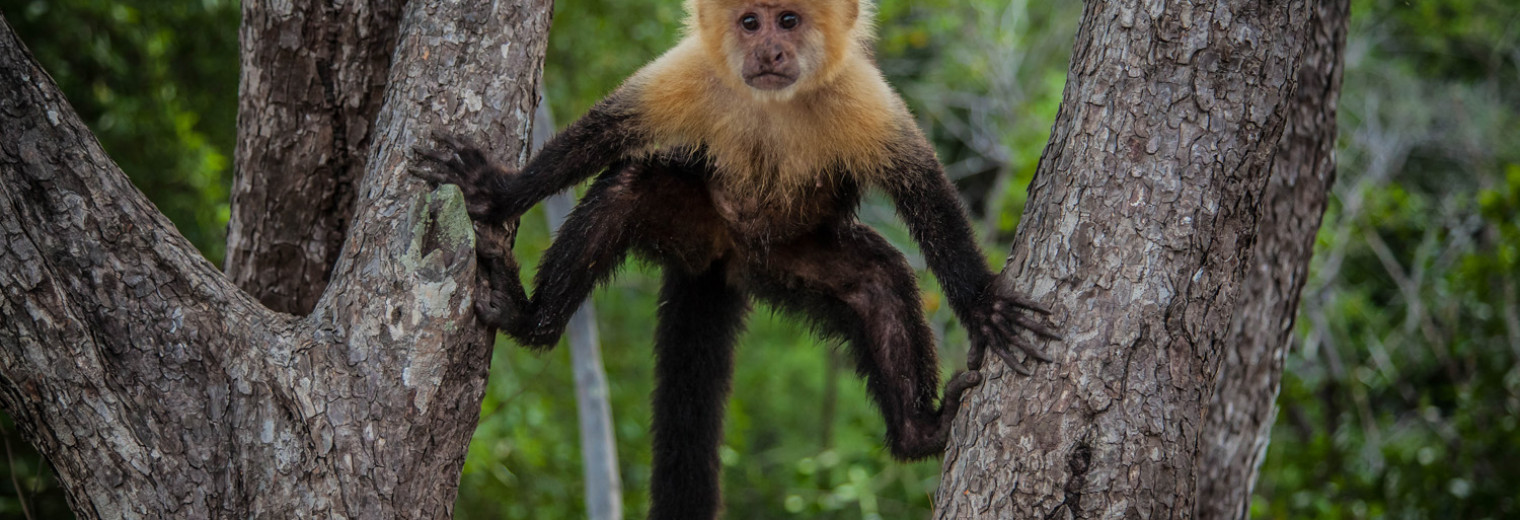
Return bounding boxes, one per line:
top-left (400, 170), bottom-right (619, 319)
top-left (0, 0), bottom-right (550, 516)
top-left (224, 0), bottom-right (406, 315)
top-left (1196, 1), bottom-right (1347, 517)
top-left (935, 1), bottom-right (1319, 517)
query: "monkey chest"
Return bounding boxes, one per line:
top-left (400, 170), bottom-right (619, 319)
top-left (706, 181), bottom-right (857, 247)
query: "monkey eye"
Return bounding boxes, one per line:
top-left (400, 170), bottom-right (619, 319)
top-left (778, 12), bottom-right (800, 29)
top-left (740, 14), bottom-right (761, 31)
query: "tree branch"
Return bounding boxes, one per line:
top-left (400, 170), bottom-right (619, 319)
top-left (936, 1), bottom-right (1316, 517)
top-left (0, 0), bottom-right (552, 514)
top-left (1197, 1), bottom-right (1347, 516)
top-left (225, 0), bottom-right (407, 314)
top-left (1, 14), bottom-right (292, 516)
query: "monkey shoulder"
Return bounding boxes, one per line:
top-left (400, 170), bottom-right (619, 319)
top-left (653, 91), bottom-right (910, 184)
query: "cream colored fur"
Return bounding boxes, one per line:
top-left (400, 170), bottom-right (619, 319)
top-left (624, 0), bottom-right (909, 195)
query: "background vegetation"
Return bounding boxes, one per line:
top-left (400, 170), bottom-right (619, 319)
top-left (1, 0), bottom-right (1516, 518)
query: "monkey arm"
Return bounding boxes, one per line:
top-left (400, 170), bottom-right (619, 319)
top-left (883, 137), bottom-right (1058, 372)
top-left (415, 95), bottom-right (647, 225)
top-left (882, 139), bottom-right (995, 319)
top-left (489, 99), bottom-right (647, 221)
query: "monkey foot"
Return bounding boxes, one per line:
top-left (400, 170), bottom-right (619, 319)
top-left (887, 371), bottom-right (983, 460)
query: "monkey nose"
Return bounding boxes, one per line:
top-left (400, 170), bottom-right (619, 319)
top-left (756, 44), bottom-right (787, 67)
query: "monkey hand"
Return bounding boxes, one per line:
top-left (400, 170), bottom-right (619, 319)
top-left (412, 133), bottom-right (518, 223)
top-left (470, 217), bottom-right (528, 331)
top-left (965, 285), bottom-right (1061, 374)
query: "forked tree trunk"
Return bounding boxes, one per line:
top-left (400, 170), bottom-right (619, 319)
top-left (1196, 1), bottom-right (1347, 517)
top-left (0, 0), bottom-right (550, 516)
top-left (934, 0), bottom-right (1332, 517)
top-left (224, 0), bottom-right (406, 314)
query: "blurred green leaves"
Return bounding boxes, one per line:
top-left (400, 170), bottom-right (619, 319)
top-left (6, 0), bottom-right (238, 265)
top-left (1252, 0), bottom-right (1520, 517)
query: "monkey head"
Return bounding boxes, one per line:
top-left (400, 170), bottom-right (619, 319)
top-left (689, 0), bottom-right (873, 100)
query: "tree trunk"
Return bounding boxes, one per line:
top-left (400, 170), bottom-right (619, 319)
top-left (224, 0), bottom-right (406, 315)
top-left (1195, 1), bottom-right (1347, 517)
top-left (934, 1), bottom-right (1315, 517)
top-left (0, 0), bottom-right (550, 516)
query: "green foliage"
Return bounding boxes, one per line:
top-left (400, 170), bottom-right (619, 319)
top-left (0, 416), bottom-right (69, 520)
top-left (539, 0), bottom-right (686, 122)
top-left (4, 0), bottom-right (238, 265)
top-left (1361, 0), bottom-right (1518, 81)
top-left (878, 0), bottom-right (1078, 238)
top-left (1252, 0), bottom-right (1520, 517)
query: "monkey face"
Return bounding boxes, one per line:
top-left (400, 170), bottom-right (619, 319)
top-left (693, 0), bottom-right (861, 100)
top-left (731, 6), bottom-right (808, 90)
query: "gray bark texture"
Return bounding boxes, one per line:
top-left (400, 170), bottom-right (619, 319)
top-left (0, 0), bottom-right (551, 516)
top-left (1196, 0), bottom-right (1347, 517)
top-left (934, 1), bottom-right (1318, 517)
top-left (224, 0), bottom-right (406, 315)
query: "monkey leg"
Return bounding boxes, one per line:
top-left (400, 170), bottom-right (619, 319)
top-left (508, 155), bottom-right (729, 347)
top-left (747, 223), bottom-right (979, 460)
top-left (501, 163), bottom-right (648, 347)
top-left (648, 264), bottom-right (748, 520)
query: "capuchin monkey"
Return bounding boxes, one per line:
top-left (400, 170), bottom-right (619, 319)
top-left (415, 0), bottom-right (1059, 517)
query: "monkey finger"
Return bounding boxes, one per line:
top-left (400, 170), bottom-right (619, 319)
top-left (474, 293), bottom-right (504, 328)
top-left (987, 313), bottom-right (1020, 341)
top-left (421, 135), bottom-right (469, 162)
top-left (939, 374), bottom-right (980, 425)
top-left (416, 150), bottom-right (472, 178)
top-left (412, 148), bottom-right (457, 171)
top-left (1010, 336), bottom-right (1053, 363)
top-left (466, 200), bottom-right (494, 219)
top-left (1013, 315), bottom-right (1063, 341)
top-left (990, 345), bottom-right (1032, 376)
top-left (967, 341), bottom-right (986, 370)
top-left (439, 134), bottom-right (488, 164)
top-left (432, 131), bottom-right (469, 152)
top-left (455, 146), bottom-right (487, 168)
top-left (412, 145), bottom-right (443, 162)
top-left (972, 324), bottom-right (1000, 367)
top-left (411, 167), bottom-right (457, 186)
top-left (1011, 362), bottom-right (1034, 376)
top-left (944, 370), bottom-right (982, 398)
top-left (1005, 295), bottom-right (1054, 315)
top-left (962, 370), bottom-right (983, 386)
top-left (426, 137), bottom-right (486, 175)
top-left (987, 314), bottom-right (1054, 363)
top-left (987, 320), bottom-right (1049, 364)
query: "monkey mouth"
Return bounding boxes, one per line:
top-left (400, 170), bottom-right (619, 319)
top-left (744, 71), bottom-right (797, 90)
